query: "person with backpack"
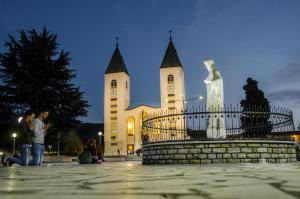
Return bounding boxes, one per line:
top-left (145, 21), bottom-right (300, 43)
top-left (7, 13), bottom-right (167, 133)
top-left (79, 139), bottom-right (101, 164)
top-left (78, 148), bottom-right (92, 164)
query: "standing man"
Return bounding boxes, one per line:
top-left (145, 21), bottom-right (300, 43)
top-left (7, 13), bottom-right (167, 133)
top-left (2, 111), bottom-right (35, 166)
top-left (32, 110), bottom-right (50, 166)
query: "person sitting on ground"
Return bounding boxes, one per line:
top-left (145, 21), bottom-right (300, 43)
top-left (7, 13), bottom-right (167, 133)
top-left (2, 111), bottom-right (35, 166)
top-left (86, 139), bottom-right (100, 164)
top-left (78, 139), bottom-right (101, 164)
top-left (78, 147), bottom-right (92, 164)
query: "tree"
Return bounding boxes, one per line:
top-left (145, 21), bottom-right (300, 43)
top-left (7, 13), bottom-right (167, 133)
top-left (63, 130), bottom-right (84, 155)
top-left (0, 27), bottom-right (89, 132)
top-left (0, 102), bottom-right (14, 122)
top-left (240, 78), bottom-right (271, 138)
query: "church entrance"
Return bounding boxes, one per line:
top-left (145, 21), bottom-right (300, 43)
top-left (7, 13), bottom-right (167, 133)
top-left (127, 145), bottom-right (134, 155)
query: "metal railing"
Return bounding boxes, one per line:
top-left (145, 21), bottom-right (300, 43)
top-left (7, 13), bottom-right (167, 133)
top-left (142, 105), bottom-right (294, 143)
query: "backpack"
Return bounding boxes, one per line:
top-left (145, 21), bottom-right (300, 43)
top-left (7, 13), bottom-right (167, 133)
top-left (78, 150), bottom-right (92, 164)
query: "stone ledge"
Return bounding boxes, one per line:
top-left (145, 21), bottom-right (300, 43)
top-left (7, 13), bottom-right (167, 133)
top-left (143, 140), bottom-right (296, 147)
top-left (142, 140), bottom-right (297, 165)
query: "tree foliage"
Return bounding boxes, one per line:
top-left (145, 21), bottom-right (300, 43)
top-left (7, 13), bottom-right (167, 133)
top-left (240, 78), bottom-right (271, 137)
top-left (0, 27), bottom-right (89, 130)
top-left (63, 130), bottom-right (84, 154)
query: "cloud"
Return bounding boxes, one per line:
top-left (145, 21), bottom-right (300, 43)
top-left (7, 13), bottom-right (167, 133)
top-left (263, 59), bottom-right (300, 93)
top-left (272, 62), bottom-right (300, 83)
top-left (268, 89), bottom-right (300, 104)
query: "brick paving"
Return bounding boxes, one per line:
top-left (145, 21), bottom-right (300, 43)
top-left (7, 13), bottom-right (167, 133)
top-left (1, 161), bottom-right (300, 199)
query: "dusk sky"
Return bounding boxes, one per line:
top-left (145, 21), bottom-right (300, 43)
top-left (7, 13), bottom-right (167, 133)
top-left (1, 0), bottom-right (300, 125)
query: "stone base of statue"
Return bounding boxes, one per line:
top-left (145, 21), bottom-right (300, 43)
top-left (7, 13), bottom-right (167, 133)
top-left (206, 106), bottom-right (226, 138)
top-left (204, 59), bottom-right (226, 138)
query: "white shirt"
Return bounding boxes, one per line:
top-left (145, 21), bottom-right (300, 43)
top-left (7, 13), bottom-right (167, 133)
top-left (32, 118), bottom-right (45, 144)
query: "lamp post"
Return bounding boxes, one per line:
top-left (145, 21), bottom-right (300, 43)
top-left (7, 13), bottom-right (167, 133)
top-left (98, 131), bottom-right (103, 151)
top-left (12, 133), bottom-right (17, 155)
top-left (177, 95), bottom-right (204, 111)
top-left (185, 96), bottom-right (203, 129)
top-left (169, 96), bottom-right (203, 138)
top-left (48, 145), bottom-right (52, 153)
top-left (57, 131), bottom-right (60, 157)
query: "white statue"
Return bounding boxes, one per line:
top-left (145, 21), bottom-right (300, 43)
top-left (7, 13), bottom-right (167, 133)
top-left (204, 58), bottom-right (226, 138)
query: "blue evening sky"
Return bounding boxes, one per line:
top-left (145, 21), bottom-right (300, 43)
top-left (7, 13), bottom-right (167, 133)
top-left (1, 0), bottom-right (300, 125)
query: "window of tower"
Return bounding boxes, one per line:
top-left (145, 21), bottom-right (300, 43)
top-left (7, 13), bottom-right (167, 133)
top-left (126, 81), bottom-right (128, 89)
top-left (111, 80), bottom-right (117, 88)
top-left (127, 117), bottom-right (135, 136)
top-left (168, 74), bottom-right (174, 84)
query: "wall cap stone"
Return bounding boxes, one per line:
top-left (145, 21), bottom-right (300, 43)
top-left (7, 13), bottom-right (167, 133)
top-left (143, 140), bottom-right (296, 147)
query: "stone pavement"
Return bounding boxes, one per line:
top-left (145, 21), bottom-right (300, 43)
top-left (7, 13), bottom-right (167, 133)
top-left (1, 161), bottom-right (300, 199)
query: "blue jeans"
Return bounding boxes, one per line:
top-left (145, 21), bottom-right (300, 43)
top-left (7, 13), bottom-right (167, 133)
top-left (8, 144), bottom-right (31, 166)
top-left (31, 142), bottom-right (45, 166)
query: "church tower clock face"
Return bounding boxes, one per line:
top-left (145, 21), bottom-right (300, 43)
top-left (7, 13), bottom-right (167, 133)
top-left (111, 89), bottom-right (117, 97)
top-left (168, 85), bottom-right (174, 93)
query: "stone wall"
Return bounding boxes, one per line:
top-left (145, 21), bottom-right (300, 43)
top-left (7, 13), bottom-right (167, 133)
top-left (142, 140), bottom-right (296, 164)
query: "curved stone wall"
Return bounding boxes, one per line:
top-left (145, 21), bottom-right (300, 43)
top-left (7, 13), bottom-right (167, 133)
top-left (142, 140), bottom-right (296, 164)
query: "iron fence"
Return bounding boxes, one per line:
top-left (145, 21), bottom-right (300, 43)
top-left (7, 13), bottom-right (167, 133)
top-left (142, 105), bottom-right (294, 143)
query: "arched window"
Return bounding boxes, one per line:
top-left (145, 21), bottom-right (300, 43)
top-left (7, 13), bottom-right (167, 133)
top-left (111, 80), bottom-right (117, 88)
top-left (127, 117), bottom-right (135, 136)
top-left (168, 74), bottom-right (174, 84)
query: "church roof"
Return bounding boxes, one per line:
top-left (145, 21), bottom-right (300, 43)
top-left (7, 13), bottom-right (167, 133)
top-left (105, 45), bottom-right (129, 75)
top-left (160, 38), bottom-right (182, 68)
top-left (126, 104), bottom-right (160, 111)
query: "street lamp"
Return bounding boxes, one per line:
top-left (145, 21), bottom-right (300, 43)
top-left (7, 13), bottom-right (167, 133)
top-left (166, 96), bottom-right (204, 137)
top-left (98, 131), bottom-right (103, 148)
top-left (172, 95), bottom-right (204, 112)
top-left (184, 95), bottom-right (204, 104)
top-left (183, 96), bottom-right (203, 132)
top-left (48, 145), bottom-right (52, 153)
top-left (98, 131), bottom-right (103, 159)
top-left (57, 131), bottom-right (60, 157)
top-left (12, 133), bottom-right (17, 155)
top-left (18, 117), bottom-right (23, 123)
top-left (166, 95), bottom-right (204, 112)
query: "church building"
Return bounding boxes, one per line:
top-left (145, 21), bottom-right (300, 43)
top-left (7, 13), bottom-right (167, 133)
top-left (104, 36), bottom-right (185, 156)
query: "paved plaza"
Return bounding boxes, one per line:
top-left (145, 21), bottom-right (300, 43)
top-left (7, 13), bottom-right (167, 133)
top-left (1, 161), bottom-right (300, 199)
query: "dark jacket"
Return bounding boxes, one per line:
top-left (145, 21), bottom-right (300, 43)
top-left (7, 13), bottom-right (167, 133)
top-left (18, 119), bottom-right (33, 145)
top-left (87, 145), bottom-right (97, 156)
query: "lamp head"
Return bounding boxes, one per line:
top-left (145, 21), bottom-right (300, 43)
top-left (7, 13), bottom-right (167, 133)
top-left (18, 117), bottom-right (23, 123)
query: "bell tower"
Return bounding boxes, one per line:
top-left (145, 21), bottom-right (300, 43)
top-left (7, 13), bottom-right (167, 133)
top-left (104, 39), bottom-right (130, 156)
top-left (160, 32), bottom-right (185, 112)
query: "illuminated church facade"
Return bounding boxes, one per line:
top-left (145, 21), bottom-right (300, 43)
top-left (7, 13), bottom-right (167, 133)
top-left (104, 36), bottom-right (185, 156)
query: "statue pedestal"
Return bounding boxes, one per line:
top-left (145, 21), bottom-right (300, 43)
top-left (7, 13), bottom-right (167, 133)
top-left (206, 109), bottom-right (226, 138)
